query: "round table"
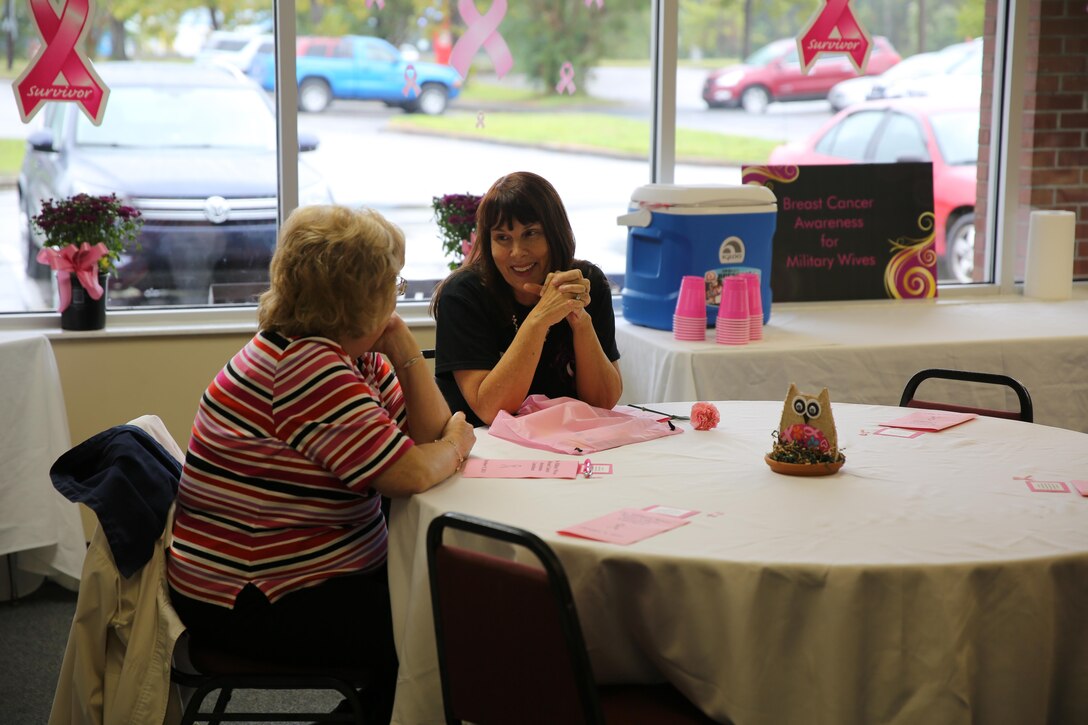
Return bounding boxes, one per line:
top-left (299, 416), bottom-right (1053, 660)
top-left (388, 401), bottom-right (1088, 725)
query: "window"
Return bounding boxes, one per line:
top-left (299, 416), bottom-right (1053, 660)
top-left (2, 0), bottom-right (1083, 322)
top-left (680, 2), bottom-right (997, 286)
top-left (287, 1), bottom-right (654, 299)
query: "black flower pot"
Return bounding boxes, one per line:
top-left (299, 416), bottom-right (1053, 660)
top-left (60, 272), bottom-right (108, 331)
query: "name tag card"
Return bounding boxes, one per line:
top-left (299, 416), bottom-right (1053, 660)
top-left (880, 410), bottom-right (977, 431)
top-left (559, 508), bottom-right (690, 546)
top-left (742, 163), bottom-right (937, 302)
top-left (462, 459), bottom-right (581, 479)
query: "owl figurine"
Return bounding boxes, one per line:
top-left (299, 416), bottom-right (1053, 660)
top-left (777, 384), bottom-right (839, 458)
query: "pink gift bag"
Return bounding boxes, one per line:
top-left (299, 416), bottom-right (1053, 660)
top-left (488, 395), bottom-right (682, 455)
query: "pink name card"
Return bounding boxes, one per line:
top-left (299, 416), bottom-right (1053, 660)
top-left (462, 458), bottom-right (581, 479)
top-left (880, 410), bottom-right (977, 431)
top-left (558, 508), bottom-right (690, 545)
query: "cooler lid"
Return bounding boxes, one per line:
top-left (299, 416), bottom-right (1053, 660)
top-left (630, 183), bottom-right (776, 209)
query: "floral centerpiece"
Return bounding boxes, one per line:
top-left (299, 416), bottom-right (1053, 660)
top-left (32, 193), bottom-right (143, 313)
top-left (432, 192), bottom-right (481, 271)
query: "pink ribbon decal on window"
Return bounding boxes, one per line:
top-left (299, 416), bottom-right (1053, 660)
top-left (798, 0), bottom-right (871, 73)
top-left (402, 64), bottom-right (421, 98)
top-left (584, 0), bottom-right (603, 7)
top-left (476, 111), bottom-right (486, 128)
top-left (449, 0), bottom-right (513, 80)
top-left (365, 0), bottom-right (385, 8)
top-left (14, 0), bottom-right (109, 125)
top-left (555, 62), bottom-right (576, 95)
top-left (36, 242), bottom-right (108, 312)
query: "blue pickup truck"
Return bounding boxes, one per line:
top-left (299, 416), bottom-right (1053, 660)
top-left (249, 35), bottom-right (463, 115)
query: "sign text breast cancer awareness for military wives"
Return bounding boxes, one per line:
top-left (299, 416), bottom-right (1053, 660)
top-left (14, 0), bottom-right (109, 125)
top-left (449, 0), bottom-right (513, 80)
top-left (797, 0), bottom-right (872, 74)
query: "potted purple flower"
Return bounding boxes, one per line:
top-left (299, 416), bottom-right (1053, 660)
top-left (32, 193), bottom-right (143, 330)
top-left (432, 192), bottom-right (481, 271)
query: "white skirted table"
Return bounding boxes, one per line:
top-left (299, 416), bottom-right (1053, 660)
top-left (388, 401), bottom-right (1088, 725)
top-left (0, 333), bottom-right (83, 599)
top-left (614, 295), bottom-right (1088, 433)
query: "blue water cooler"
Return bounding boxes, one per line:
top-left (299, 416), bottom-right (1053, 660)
top-left (618, 184), bottom-right (778, 330)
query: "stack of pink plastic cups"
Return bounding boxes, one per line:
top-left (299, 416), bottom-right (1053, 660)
top-left (672, 275), bottom-right (707, 341)
top-left (740, 273), bottom-right (763, 341)
top-left (715, 276), bottom-right (750, 345)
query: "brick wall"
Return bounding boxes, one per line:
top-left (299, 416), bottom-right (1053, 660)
top-left (977, 0), bottom-right (1088, 279)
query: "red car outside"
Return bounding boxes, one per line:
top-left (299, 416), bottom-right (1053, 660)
top-left (768, 97), bottom-right (980, 283)
top-left (703, 36), bottom-right (901, 114)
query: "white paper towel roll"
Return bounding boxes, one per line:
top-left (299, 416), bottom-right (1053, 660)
top-left (1024, 210), bottom-right (1076, 300)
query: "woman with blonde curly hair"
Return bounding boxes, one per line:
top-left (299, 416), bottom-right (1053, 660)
top-left (168, 205), bottom-right (475, 724)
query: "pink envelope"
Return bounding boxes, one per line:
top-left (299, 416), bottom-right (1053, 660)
top-left (488, 395), bottom-right (682, 455)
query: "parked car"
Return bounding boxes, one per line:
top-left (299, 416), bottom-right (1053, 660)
top-left (249, 35), bottom-right (463, 114)
top-left (702, 36), bottom-right (900, 114)
top-left (195, 31), bottom-right (272, 75)
top-left (828, 40), bottom-right (978, 112)
top-left (19, 61), bottom-right (333, 305)
top-left (876, 39), bottom-right (983, 102)
top-left (768, 97), bottom-right (980, 283)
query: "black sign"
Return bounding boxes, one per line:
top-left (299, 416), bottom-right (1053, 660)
top-left (742, 163), bottom-right (937, 302)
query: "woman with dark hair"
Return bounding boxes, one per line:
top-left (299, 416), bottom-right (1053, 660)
top-left (430, 171), bottom-right (623, 426)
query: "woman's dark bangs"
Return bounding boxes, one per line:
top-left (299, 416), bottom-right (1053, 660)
top-left (487, 192), bottom-right (539, 232)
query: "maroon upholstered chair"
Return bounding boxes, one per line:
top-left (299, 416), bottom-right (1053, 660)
top-left (899, 368), bottom-right (1034, 422)
top-left (426, 512), bottom-right (716, 725)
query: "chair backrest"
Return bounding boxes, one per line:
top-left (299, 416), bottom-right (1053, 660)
top-left (426, 512), bottom-right (604, 725)
top-left (899, 368), bottom-right (1034, 422)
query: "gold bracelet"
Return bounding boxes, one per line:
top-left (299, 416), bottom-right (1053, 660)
top-left (439, 437), bottom-right (464, 468)
top-left (396, 355), bottom-right (423, 371)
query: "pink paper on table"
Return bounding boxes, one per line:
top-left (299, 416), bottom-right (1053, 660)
top-left (558, 508), bottom-right (689, 545)
top-left (461, 458), bottom-right (581, 479)
top-left (879, 410), bottom-right (977, 431)
top-left (1025, 479), bottom-right (1069, 493)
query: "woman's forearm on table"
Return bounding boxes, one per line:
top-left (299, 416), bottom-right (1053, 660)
top-left (395, 355), bottom-right (452, 443)
top-left (572, 317), bottom-right (623, 408)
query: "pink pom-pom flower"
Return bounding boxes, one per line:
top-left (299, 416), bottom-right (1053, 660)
top-left (691, 402), bottom-right (720, 431)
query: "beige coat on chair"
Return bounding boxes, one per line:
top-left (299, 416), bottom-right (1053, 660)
top-left (48, 415), bottom-right (186, 725)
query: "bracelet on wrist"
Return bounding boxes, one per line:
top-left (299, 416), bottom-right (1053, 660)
top-left (437, 435), bottom-right (463, 468)
top-left (396, 355), bottom-right (423, 371)
top-left (439, 437), bottom-right (464, 469)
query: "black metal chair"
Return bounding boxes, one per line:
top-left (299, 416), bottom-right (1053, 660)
top-left (899, 368), bottom-right (1034, 422)
top-left (171, 633), bottom-right (370, 724)
top-left (426, 511), bottom-right (714, 725)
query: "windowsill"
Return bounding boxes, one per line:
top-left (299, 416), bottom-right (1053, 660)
top-left (0, 299), bottom-right (442, 339)
top-left (1, 283), bottom-right (1085, 340)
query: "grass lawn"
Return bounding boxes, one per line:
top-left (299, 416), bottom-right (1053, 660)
top-left (388, 110), bottom-right (778, 166)
top-left (0, 138), bottom-right (25, 175)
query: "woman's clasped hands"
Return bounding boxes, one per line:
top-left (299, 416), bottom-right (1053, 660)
top-left (524, 269), bottom-right (592, 327)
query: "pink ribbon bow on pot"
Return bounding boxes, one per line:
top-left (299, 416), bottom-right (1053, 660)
top-left (36, 242), bottom-right (109, 312)
top-left (460, 230), bottom-right (476, 258)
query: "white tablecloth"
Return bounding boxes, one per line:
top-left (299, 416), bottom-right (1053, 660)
top-left (0, 333), bottom-right (83, 599)
top-left (614, 296), bottom-right (1088, 432)
top-left (388, 401), bottom-right (1088, 725)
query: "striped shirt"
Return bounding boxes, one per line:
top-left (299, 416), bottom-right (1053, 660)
top-left (167, 331), bottom-right (413, 607)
